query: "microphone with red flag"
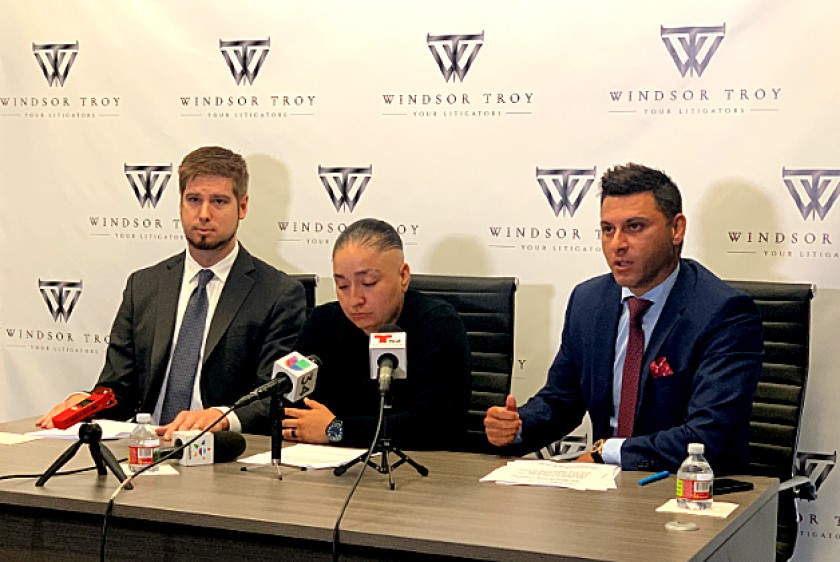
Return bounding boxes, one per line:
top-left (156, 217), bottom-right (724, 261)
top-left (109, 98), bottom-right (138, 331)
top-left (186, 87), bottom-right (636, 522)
top-left (369, 325), bottom-right (407, 393)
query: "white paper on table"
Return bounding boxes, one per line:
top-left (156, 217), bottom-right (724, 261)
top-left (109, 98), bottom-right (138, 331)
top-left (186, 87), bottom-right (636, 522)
top-left (568, 463), bottom-right (621, 491)
top-left (239, 444), bottom-right (371, 469)
top-left (26, 419), bottom-right (138, 440)
top-left (0, 432), bottom-right (41, 445)
top-left (480, 460), bottom-right (619, 490)
top-left (656, 498), bottom-right (739, 518)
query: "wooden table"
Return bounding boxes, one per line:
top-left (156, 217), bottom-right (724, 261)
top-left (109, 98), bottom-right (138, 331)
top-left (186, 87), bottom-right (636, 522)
top-left (0, 419), bottom-right (777, 561)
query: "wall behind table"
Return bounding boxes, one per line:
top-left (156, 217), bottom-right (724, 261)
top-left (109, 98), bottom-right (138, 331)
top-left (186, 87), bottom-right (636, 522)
top-left (2, 2), bottom-right (838, 559)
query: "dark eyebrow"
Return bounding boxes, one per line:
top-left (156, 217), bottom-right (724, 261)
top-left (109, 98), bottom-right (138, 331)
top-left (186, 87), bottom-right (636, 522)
top-left (353, 269), bottom-right (381, 277)
top-left (334, 269), bottom-right (382, 280)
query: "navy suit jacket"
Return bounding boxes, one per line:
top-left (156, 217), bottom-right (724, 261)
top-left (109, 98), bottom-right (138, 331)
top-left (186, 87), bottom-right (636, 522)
top-left (518, 259), bottom-right (763, 474)
top-left (95, 246), bottom-right (306, 433)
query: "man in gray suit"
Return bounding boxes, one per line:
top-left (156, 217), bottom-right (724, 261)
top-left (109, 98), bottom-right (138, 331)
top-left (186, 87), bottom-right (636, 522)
top-left (37, 146), bottom-right (305, 438)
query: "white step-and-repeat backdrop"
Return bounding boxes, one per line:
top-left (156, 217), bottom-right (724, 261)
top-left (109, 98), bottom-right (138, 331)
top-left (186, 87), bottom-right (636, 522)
top-left (2, 2), bottom-right (838, 558)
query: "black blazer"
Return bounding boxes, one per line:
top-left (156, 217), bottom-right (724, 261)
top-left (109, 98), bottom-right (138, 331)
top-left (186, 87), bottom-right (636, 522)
top-left (96, 246), bottom-right (306, 432)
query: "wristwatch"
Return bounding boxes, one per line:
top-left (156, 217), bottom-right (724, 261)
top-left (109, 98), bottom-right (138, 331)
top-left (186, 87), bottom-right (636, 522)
top-left (326, 418), bottom-right (344, 444)
top-left (590, 438), bottom-right (606, 463)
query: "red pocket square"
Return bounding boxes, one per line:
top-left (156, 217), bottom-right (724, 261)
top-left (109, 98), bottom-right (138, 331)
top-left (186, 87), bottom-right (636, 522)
top-left (650, 357), bottom-right (674, 378)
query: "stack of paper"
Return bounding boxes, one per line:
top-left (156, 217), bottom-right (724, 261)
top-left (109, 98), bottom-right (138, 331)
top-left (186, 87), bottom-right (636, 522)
top-left (239, 443), bottom-right (372, 470)
top-left (481, 460), bottom-right (620, 491)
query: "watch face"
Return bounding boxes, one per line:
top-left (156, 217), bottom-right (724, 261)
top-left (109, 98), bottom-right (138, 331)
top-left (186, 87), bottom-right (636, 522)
top-left (327, 419), bottom-right (343, 443)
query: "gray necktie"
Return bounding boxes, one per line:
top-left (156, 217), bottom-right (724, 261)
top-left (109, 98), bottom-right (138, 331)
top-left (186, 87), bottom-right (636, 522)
top-left (160, 269), bottom-right (214, 424)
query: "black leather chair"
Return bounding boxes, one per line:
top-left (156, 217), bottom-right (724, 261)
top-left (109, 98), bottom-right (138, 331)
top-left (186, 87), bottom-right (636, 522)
top-left (288, 274), bottom-right (318, 316)
top-left (726, 280), bottom-right (815, 562)
top-left (409, 274), bottom-right (518, 454)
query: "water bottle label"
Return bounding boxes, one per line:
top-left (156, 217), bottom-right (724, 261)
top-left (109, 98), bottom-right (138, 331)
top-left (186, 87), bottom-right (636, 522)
top-left (129, 445), bottom-right (157, 466)
top-left (676, 477), bottom-right (712, 501)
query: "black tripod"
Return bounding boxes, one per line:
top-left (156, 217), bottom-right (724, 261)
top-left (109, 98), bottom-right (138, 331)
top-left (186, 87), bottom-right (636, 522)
top-left (36, 421), bottom-right (132, 489)
top-left (334, 398), bottom-right (428, 490)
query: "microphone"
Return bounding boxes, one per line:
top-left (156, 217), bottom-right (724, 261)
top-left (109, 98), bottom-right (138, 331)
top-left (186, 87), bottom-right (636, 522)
top-left (233, 352), bottom-right (321, 408)
top-left (157, 431), bottom-right (247, 466)
top-left (272, 352), bottom-right (320, 403)
top-left (268, 352), bottom-right (320, 479)
top-left (369, 324), bottom-right (407, 393)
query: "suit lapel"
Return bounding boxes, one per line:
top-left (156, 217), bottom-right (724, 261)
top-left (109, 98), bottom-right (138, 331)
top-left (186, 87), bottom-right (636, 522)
top-left (591, 281), bottom-right (622, 436)
top-left (204, 248), bottom-right (255, 361)
top-left (636, 260), bottom-right (695, 413)
top-left (146, 254), bottom-right (184, 406)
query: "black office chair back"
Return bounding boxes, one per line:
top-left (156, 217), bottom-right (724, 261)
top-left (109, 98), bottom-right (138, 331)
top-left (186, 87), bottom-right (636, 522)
top-left (726, 280), bottom-right (814, 562)
top-left (288, 274), bottom-right (318, 316)
top-left (410, 274), bottom-right (517, 453)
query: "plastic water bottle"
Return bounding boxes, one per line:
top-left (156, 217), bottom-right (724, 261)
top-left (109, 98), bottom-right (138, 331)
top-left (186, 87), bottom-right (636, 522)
top-left (676, 442), bottom-right (713, 510)
top-left (128, 413), bottom-right (159, 473)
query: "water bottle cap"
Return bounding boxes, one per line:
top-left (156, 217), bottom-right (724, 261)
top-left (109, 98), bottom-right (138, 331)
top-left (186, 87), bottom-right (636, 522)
top-left (136, 413), bottom-right (152, 424)
top-left (688, 442), bottom-right (704, 455)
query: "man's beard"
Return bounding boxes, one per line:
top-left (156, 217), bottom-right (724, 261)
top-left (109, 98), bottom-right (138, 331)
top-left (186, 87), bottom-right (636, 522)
top-left (187, 229), bottom-right (236, 252)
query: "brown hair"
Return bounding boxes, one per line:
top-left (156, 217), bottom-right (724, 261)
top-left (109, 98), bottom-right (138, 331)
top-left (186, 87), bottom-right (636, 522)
top-left (178, 146), bottom-right (248, 202)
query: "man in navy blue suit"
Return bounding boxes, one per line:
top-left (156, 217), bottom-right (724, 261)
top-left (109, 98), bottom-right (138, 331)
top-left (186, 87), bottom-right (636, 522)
top-left (485, 163), bottom-right (763, 474)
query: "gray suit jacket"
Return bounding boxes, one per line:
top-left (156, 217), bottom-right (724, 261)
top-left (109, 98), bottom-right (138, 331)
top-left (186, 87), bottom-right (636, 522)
top-left (95, 246), bottom-right (306, 433)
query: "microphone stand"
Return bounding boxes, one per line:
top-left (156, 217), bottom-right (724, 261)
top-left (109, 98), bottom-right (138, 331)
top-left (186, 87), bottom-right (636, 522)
top-left (239, 392), bottom-right (306, 479)
top-left (334, 385), bottom-right (428, 490)
top-left (36, 419), bottom-right (131, 489)
top-left (270, 393), bottom-right (283, 479)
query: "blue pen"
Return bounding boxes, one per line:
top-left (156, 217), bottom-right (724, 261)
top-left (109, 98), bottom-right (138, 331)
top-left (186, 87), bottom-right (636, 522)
top-left (638, 471), bottom-right (670, 486)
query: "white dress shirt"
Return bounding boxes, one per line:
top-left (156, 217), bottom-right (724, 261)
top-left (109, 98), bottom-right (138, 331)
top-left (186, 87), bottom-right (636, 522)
top-left (152, 243), bottom-right (243, 432)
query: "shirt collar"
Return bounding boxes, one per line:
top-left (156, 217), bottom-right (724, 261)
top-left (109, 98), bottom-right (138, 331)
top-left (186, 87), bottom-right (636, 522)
top-left (620, 261), bottom-right (681, 305)
top-left (183, 242), bottom-right (240, 284)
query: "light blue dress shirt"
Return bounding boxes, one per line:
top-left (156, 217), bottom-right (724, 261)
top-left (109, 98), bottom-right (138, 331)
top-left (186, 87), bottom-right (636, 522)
top-left (601, 263), bottom-right (680, 465)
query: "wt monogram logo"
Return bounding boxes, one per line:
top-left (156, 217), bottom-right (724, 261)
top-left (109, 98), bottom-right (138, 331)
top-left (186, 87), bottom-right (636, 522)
top-left (536, 167), bottom-right (597, 217)
top-left (318, 166), bottom-right (373, 212)
top-left (427, 32), bottom-right (484, 83)
top-left (124, 164), bottom-right (172, 209)
top-left (660, 25), bottom-right (725, 78)
top-left (39, 280), bottom-right (83, 322)
top-left (32, 41), bottom-right (79, 86)
top-left (782, 168), bottom-right (840, 221)
top-left (797, 451), bottom-right (837, 492)
top-left (219, 39), bottom-right (271, 85)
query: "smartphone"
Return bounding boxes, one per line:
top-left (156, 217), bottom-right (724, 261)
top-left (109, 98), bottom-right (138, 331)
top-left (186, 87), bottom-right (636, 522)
top-left (713, 478), bottom-right (754, 495)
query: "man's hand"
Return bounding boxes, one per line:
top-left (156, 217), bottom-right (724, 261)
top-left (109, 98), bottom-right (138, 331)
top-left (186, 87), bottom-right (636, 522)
top-left (574, 451), bottom-right (596, 463)
top-left (156, 408), bottom-right (230, 441)
top-left (484, 394), bottom-right (521, 447)
top-left (35, 392), bottom-right (90, 429)
top-left (283, 398), bottom-right (334, 444)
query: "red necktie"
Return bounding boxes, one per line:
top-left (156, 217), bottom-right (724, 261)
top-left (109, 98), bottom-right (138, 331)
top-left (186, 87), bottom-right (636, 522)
top-left (616, 297), bottom-right (653, 438)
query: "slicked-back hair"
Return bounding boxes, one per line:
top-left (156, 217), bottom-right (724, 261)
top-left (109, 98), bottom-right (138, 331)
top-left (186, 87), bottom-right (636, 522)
top-left (178, 146), bottom-right (249, 202)
top-left (600, 163), bottom-right (682, 220)
top-left (333, 218), bottom-right (403, 258)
